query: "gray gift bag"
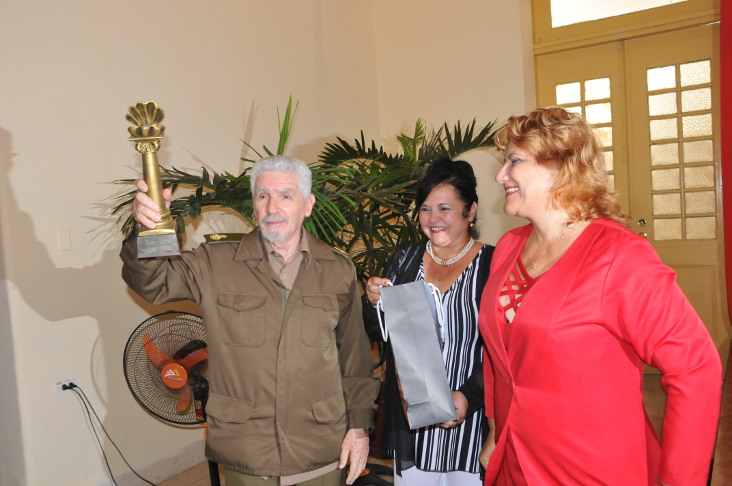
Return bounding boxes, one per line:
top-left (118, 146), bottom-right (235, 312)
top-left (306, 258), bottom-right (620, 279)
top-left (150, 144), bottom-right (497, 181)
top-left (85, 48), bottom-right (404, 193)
top-left (377, 280), bottom-right (457, 429)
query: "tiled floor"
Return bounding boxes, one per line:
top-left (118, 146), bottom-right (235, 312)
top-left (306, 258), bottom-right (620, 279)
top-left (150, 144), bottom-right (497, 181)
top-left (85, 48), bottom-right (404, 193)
top-left (161, 371), bottom-right (730, 486)
top-left (158, 461), bottom-right (225, 486)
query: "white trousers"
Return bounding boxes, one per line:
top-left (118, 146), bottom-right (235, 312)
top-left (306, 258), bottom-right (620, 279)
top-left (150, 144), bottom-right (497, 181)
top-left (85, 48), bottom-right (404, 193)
top-left (394, 467), bottom-right (481, 486)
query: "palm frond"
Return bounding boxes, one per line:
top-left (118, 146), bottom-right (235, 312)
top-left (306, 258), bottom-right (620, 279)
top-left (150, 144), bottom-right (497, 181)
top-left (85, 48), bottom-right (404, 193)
top-left (397, 119), bottom-right (426, 164)
top-left (241, 95), bottom-right (298, 163)
top-left (440, 119), bottom-right (498, 158)
top-left (276, 95), bottom-right (299, 155)
top-left (319, 133), bottom-right (403, 167)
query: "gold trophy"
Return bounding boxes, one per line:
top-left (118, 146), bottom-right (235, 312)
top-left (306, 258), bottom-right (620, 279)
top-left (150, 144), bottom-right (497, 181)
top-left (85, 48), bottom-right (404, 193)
top-left (126, 101), bottom-right (180, 258)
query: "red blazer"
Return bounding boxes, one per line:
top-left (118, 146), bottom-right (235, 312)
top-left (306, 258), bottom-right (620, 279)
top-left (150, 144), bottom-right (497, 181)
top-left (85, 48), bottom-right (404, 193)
top-left (479, 219), bottom-right (722, 485)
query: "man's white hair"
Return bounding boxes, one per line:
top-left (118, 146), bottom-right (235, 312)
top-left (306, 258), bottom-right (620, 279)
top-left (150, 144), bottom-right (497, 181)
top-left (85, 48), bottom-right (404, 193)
top-left (250, 156), bottom-right (312, 200)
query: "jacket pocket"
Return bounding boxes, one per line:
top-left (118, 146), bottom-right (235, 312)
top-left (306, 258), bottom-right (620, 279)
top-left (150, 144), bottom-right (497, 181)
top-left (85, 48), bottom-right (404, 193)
top-left (217, 292), bottom-right (266, 347)
top-left (312, 394), bottom-right (347, 423)
top-left (301, 294), bottom-right (339, 347)
top-left (205, 393), bottom-right (255, 423)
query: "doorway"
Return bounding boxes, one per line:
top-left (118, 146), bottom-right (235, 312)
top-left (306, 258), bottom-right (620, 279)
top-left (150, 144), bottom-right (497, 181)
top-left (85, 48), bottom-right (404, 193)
top-left (535, 23), bottom-right (730, 358)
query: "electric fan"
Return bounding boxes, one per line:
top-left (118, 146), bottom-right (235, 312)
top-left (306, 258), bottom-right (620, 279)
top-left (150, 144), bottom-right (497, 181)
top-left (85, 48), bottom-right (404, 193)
top-left (123, 311), bottom-right (220, 484)
top-left (123, 311), bottom-right (210, 425)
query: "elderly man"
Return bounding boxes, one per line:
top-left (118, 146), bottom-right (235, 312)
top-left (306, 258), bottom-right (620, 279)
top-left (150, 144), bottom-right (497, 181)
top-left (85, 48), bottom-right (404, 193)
top-left (121, 156), bottom-right (379, 486)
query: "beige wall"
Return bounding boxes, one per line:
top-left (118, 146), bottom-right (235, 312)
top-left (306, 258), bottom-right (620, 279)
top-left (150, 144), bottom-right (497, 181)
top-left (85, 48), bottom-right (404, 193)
top-left (0, 1), bottom-right (532, 484)
top-left (372, 0), bottom-right (535, 241)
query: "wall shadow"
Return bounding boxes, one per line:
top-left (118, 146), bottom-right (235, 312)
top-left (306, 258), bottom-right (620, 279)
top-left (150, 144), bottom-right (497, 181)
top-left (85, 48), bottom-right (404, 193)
top-left (0, 125), bottom-right (200, 484)
top-left (0, 126), bottom-right (27, 486)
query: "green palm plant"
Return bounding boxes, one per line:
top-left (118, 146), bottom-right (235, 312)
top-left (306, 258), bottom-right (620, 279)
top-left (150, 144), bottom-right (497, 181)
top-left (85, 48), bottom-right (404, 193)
top-left (112, 97), bottom-right (498, 288)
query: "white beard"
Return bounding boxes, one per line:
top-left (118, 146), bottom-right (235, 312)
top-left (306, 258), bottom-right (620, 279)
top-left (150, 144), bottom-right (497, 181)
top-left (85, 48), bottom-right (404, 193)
top-left (259, 215), bottom-right (290, 244)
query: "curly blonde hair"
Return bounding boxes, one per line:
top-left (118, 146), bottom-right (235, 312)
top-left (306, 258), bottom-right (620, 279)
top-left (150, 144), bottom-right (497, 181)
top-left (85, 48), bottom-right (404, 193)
top-left (495, 106), bottom-right (627, 224)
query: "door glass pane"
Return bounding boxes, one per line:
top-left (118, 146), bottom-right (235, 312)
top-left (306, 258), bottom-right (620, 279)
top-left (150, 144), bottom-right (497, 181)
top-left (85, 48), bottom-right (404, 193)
top-left (682, 114), bottom-right (712, 137)
top-left (653, 193), bottom-right (680, 215)
top-left (594, 127), bottom-right (613, 147)
top-left (683, 140), bottom-right (713, 163)
top-left (648, 92), bottom-right (677, 116)
top-left (654, 218), bottom-right (682, 240)
top-left (650, 118), bottom-right (678, 140)
top-left (681, 87), bottom-right (711, 112)
top-left (556, 82), bottom-right (581, 104)
top-left (686, 216), bottom-right (716, 239)
top-left (586, 102), bottom-right (612, 124)
top-left (603, 150), bottom-right (614, 171)
top-left (585, 78), bottom-right (611, 100)
top-left (685, 191), bottom-right (716, 214)
top-left (652, 168), bottom-right (680, 190)
top-left (647, 65), bottom-right (676, 91)
top-left (683, 166), bottom-right (715, 189)
top-left (651, 143), bottom-right (679, 166)
top-left (680, 59), bottom-right (711, 87)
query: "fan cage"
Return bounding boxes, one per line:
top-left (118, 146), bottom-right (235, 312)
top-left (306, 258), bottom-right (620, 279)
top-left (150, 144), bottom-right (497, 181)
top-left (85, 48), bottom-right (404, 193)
top-left (123, 311), bottom-right (208, 426)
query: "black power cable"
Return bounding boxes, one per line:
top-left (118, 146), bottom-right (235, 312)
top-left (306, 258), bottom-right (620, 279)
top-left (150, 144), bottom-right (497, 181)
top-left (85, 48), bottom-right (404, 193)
top-left (65, 382), bottom-right (156, 486)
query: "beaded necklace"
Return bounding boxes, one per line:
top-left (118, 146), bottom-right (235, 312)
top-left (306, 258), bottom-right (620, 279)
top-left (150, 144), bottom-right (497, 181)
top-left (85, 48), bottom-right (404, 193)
top-left (426, 238), bottom-right (474, 266)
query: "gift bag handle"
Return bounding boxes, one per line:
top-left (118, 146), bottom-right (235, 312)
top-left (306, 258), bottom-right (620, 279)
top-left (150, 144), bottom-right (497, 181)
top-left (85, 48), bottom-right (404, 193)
top-left (426, 282), bottom-right (445, 345)
top-left (376, 283), bottom-right (392, 341)
top-left (377, 281), bottom-right (444, 343)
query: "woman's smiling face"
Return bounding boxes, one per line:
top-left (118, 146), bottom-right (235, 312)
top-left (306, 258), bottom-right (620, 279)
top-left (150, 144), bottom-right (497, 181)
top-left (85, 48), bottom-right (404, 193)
top-left (418, 182), bottom-right (476, 250)
top-left (495, 142), bottom-right (558, 220)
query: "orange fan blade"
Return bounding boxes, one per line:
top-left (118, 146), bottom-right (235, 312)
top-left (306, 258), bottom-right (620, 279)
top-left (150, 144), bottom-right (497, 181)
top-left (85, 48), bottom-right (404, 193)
top-left (142, 333), bottom-right (173, 369)
top-left (176, 384), bottom-right (192, 414)
top-left (177, 347), bottom-right (208, 370)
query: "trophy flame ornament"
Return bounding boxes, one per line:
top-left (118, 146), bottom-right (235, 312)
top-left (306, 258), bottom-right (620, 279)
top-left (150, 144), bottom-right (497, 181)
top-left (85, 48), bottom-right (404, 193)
top-left (126, 101), bottom-right (180, 258)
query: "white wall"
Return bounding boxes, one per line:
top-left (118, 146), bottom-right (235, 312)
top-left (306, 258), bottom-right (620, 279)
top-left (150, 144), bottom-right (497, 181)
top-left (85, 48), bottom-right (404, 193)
top-left (0, 1), bottom-right (533, 484)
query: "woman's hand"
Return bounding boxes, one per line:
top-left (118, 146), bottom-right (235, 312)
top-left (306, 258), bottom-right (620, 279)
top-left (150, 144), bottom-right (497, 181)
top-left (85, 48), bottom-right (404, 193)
top-left (439, 391), bottom-right (468, 428)
top-left (365, 277), bottom-right (391, 306)
top-left (479, 418), bottom-right (496, 470)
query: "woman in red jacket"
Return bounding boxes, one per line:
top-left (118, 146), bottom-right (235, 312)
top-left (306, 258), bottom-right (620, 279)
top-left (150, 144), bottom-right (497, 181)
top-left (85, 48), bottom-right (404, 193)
top-left (478, 106), bottom-right (722, 485)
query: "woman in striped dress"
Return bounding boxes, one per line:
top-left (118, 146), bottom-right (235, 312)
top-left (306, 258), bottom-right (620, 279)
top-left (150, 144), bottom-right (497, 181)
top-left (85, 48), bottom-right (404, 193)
top-left (363, 157), bottom-right (494, 486)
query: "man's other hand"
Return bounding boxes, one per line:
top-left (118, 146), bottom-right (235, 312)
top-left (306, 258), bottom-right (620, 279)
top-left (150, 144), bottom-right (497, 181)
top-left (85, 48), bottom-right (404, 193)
top-left (339, 428), bottom-right (369, 485)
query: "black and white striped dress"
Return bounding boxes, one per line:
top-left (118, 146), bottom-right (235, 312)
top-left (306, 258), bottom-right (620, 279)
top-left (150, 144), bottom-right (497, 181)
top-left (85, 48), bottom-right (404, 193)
top-left (412, 248), bottom-right (487, 473)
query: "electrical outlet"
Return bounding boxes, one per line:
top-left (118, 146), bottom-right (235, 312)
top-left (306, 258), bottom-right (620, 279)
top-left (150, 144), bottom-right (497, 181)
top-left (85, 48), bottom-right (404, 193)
top-left (56, 378), bottom-right (76, 394)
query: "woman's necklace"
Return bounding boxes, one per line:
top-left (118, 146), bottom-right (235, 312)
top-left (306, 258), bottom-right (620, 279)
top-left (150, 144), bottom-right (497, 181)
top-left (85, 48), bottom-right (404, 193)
top-left (527, 223), bottom-right (574, 270)
top-left (426, 238), bottom-right (474, 266)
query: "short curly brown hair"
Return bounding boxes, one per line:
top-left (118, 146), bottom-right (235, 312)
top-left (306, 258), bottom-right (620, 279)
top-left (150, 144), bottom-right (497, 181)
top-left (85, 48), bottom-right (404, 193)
top-left (495, 106), bottom-right (627, 224)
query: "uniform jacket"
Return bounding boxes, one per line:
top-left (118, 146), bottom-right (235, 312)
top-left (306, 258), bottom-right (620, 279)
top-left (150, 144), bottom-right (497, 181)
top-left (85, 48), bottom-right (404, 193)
top-left (121, 228), bottom-right (379, 477)
top-left (479, 219), bottom-right (722, 485)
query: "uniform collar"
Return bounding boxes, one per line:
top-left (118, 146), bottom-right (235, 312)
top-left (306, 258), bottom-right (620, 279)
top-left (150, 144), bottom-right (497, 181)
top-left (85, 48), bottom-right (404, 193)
top-left (261, 227), bottom-right (312, 268)
top-left (234, 227), bottom-right (337, 264)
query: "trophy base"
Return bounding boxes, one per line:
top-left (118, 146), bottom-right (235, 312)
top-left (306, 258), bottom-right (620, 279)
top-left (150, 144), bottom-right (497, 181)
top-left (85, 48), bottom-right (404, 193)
top-left (137, 233), bottom-right (180, 258)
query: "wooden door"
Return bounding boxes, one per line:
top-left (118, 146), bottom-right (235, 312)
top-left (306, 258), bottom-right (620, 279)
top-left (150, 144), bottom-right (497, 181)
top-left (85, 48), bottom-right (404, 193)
top-left (625, 24), bottom-right (727, 357)
top-left (535, 24), bottom-right (729, 357)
